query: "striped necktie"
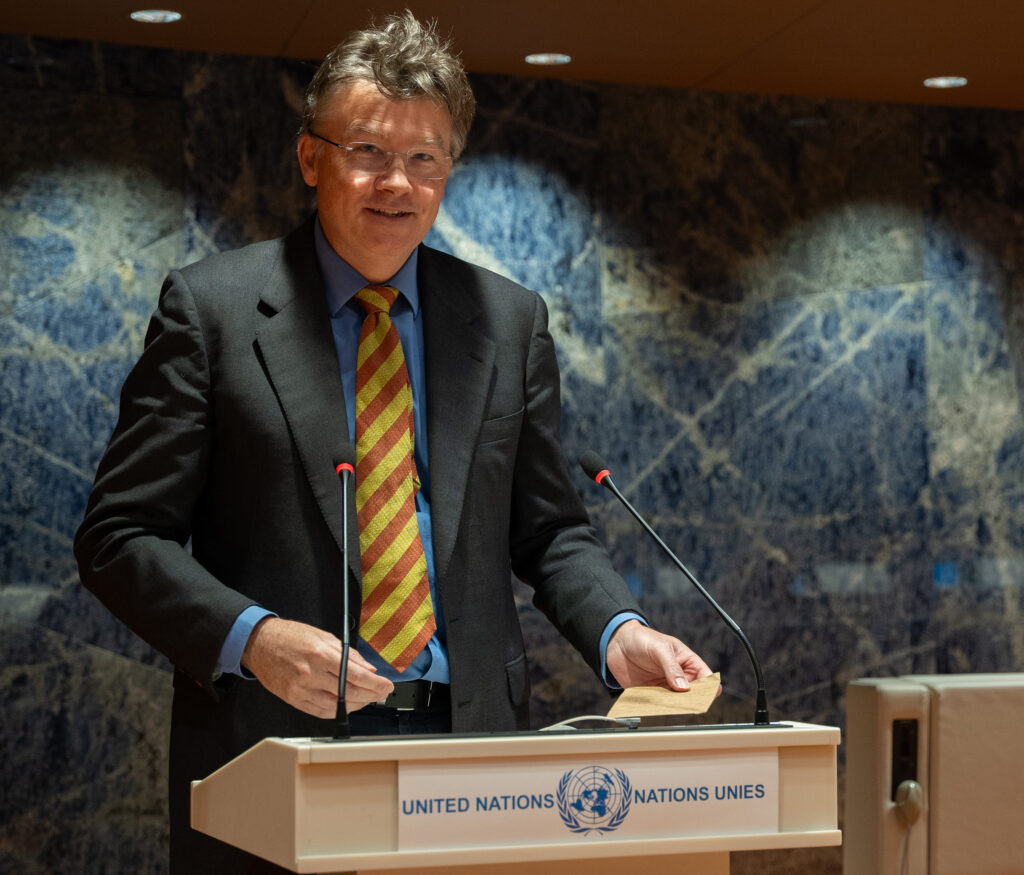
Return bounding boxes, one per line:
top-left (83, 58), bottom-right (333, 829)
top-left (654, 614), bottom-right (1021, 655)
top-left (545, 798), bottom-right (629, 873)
top-left (353, 285), bottom-right (435, 672)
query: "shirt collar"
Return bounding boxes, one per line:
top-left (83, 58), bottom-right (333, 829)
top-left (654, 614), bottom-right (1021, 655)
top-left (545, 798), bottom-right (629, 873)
top-left (314, 215), bottom-right (420, 316)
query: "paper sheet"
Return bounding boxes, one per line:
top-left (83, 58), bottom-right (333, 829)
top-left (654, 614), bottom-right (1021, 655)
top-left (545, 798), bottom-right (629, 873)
top-left (607, 672), bottom-right (721, 719)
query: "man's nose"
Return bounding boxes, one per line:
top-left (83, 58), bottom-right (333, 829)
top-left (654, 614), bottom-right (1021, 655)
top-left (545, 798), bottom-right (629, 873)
top-left (375, 153), bottom-right (413, 189)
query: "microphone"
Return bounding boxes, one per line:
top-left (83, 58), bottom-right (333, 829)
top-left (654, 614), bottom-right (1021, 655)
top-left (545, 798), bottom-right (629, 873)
top-left (333, 452), bottom-right (356, 739)
top-left (579, 450), bottom-right (770, 725)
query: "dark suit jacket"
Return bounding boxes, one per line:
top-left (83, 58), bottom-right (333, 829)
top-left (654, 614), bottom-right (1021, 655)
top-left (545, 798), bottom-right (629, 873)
top-left (75, 219), bottom-right (642, 867)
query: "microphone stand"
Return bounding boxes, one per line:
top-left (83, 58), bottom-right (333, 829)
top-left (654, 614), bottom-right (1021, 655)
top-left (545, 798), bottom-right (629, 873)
top-left (334, 461), bottom-right (354, 739)
top-left (581, 452), bottom-right (770, 725)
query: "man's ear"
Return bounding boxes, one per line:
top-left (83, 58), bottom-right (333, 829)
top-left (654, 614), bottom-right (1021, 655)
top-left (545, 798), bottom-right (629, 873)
top-left (297, 134), bottom-right (319, 187)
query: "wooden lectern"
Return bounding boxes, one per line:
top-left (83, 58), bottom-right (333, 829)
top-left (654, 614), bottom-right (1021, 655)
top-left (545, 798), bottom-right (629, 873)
top-left (192, 722), bottom-right (840, 874)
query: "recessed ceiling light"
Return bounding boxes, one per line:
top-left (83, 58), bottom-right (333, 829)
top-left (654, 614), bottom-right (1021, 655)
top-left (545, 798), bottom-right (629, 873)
top-left (924, 76), bottom-right (967, 89)
top-left (525, 53), bottom-right (572, 66)
top-left (130, 9), bottom-right (183, 24)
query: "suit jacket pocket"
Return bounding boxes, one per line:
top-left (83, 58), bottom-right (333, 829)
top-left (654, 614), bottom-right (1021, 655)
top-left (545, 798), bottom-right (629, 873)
top-left (479, 406), bottom-right (525, 446)
top-left (505, 651), bottom-right (529, 708)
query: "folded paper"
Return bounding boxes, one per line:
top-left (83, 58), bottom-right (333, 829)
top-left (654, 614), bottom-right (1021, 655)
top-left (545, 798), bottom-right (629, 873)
top-left (607, 672), bottom-right (721, 719)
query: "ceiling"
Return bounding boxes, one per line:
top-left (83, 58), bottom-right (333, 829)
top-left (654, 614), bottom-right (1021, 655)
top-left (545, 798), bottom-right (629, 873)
top-left (4, 0), bottom-right (1024, 110)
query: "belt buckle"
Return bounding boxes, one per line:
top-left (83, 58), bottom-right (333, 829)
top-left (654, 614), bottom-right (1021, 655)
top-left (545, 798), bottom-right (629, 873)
top-left (394, 684), bottom-right (415, 712)
top-left (377, 680), bottom-right (432, 710)
top-left (400, 680), bottom-right (431, 710)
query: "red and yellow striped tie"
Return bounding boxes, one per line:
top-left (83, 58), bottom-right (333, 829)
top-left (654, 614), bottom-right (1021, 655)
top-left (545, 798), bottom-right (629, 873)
top-left (354, 285), bottom-right (435, 672)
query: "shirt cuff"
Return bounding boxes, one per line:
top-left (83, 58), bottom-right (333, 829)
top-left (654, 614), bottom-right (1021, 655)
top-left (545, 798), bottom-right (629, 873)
top-left (599, 611), bottom-right (648, 689)
top-left (216, 605), bottom-right (276, 678)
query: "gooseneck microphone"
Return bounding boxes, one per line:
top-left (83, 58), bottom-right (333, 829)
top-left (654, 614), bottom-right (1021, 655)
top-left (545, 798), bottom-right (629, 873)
top-left (579, 450), bottom-right (770, 725)
top-left (333, 453), bottom-right (356, 739)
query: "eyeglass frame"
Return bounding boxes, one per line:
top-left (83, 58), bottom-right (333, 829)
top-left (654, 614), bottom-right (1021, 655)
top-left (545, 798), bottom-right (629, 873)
top-left (307, 132), bottom-right (454, 181)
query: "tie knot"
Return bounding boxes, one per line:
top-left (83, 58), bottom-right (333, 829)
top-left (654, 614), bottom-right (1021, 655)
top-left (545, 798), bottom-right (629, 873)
top-left (355, 285), bottom-right (399, 315)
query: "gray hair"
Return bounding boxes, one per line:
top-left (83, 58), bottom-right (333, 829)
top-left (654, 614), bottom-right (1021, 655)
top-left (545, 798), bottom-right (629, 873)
top-left (302, 10), bottom-right (476, 158)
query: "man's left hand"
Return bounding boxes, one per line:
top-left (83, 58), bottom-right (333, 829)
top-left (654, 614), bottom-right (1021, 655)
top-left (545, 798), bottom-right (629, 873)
top-left (606, 619), bottom-right (714, 691)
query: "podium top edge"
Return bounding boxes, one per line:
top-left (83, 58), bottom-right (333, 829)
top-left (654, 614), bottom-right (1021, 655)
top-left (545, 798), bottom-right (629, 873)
top-left (257, 721), bottom-right (839, 764)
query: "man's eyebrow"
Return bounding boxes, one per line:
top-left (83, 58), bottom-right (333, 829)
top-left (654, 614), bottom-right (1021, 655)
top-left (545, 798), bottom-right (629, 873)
top-left (346, 123), bottom-right (448, 148)
top-left (348, 123), bottom-right (383, 137)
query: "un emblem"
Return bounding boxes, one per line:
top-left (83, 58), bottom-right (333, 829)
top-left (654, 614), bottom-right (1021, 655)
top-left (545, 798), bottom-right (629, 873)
top-left (556, 766), bottom-right (632, 834)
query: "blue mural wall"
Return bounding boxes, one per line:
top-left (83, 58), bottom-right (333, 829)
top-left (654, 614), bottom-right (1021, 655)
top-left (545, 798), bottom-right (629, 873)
top-left (2, 32), bottom-right (1022, 874)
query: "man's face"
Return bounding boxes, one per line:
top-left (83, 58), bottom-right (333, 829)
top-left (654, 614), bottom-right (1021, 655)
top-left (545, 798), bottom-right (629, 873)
top-left (297, 79), bottom-right (452, 283)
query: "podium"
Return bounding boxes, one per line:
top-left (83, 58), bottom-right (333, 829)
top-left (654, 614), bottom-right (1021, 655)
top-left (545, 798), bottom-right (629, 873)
top-left (192, 722), bottom-right (840, 874)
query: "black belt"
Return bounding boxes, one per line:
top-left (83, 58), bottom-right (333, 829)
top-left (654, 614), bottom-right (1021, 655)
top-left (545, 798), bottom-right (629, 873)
top-left (376, 680), bottom-right (450, 711)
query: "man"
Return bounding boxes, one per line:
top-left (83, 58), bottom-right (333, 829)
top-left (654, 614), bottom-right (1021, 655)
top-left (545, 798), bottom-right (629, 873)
top-left (74, 12), bottom-right (713, 873)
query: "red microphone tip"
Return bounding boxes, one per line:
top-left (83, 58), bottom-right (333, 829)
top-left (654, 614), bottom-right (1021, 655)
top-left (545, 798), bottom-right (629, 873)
top-left (335, 462), bottom-right (354, 475)
top-left (595, 469), bottom-right (610, 484)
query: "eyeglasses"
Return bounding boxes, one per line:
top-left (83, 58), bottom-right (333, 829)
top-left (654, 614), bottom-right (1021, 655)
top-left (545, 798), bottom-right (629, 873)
top-left (309, 132), bottom-right (453, 180)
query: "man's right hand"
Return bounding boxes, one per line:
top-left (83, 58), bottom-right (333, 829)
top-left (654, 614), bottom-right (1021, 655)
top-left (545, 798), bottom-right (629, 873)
top-left (241, 616), bottom-right (394, 719)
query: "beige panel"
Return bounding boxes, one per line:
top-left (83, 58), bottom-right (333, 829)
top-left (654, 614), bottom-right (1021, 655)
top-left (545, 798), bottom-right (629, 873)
top-left (846, 673), bottom-right (1024, 875)
top-left (843, 678), bottom-right (930, 875)
top-left (902, 674), bottom-right (1024, 875)
top-left (299, 761), bottom-right (399, 856)
top-left (190, 737), bottom-right (301, 870)
top-left (779, 745), bottom-right (838, 832)
top-left (325, 851), bottom-right (729, 875)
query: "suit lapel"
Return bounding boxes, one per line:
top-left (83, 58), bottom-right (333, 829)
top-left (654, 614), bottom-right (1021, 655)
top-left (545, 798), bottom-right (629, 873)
top-left (253, 224), bottom-right (360, 578)
top-left (419, 247), bottom-right (496, 583)
top-left (253, 233), bottom-right (496, 589)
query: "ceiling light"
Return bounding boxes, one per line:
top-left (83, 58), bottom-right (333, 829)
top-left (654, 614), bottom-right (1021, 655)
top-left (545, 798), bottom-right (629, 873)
top-left (525, 53), bottom-right (572, 66)
top-left (924, 76), bottom-right (967, 89)
top-left (130, 10), bottom-right (183, 24)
